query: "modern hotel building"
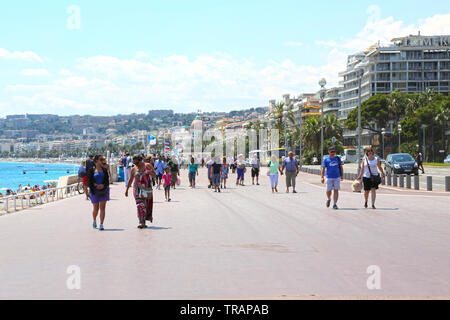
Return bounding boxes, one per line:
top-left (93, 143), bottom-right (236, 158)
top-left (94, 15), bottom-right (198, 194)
top-left (338, 34), bottom-right (450, 145)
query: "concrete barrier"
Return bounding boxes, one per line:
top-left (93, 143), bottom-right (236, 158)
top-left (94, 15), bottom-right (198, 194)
top-left (57, 175), bottom-right (78, 188)
top-left (414, 175), bottom-right (420, 190)
top-left (427, 176), bottom-right (432, 191)
top-left (399, 175), bottom-right (405, 188)
top-left (406, 174), bottom-right (411, 189)
top-left (387, 173), bottom-right (391, 186)
top-left (393, 174), bottom-right (398, 187)
top-left (446, 176), bottom-right (450, 192)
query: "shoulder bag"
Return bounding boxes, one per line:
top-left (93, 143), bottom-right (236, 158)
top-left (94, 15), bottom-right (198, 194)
top-left (366, 157), bottom-right (381, 185)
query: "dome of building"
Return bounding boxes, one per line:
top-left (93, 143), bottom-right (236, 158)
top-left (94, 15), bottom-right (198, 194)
top-left (190, 116), bottom-right (204, 130)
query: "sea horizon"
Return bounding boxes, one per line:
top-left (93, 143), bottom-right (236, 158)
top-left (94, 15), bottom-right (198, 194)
top-left (0, 161), bottom-right (80, 192)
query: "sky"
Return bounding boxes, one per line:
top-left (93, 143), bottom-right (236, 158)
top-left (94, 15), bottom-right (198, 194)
top-left (0, 0), bottom-right (449, 116)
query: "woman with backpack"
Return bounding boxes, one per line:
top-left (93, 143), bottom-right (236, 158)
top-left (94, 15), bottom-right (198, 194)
top-left (125, 154), bottom-right (156, 229)
top-left (357, 147), bottom-right (386, 209)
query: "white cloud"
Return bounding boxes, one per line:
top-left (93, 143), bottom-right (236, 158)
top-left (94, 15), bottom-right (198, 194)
top-left (136, 50), bottom-right (150, 59)
top-left (20, 68), bottom-right (50, 77)
top-left (59, 69), bottom-right (73, 76)
top-left (0, 48), bottom-right (43, 63)
top-left (2, 7), bottom-right (450, 116)
top-left (317, 7), bottom-right (450, 52)
top-left (314, 6), bottom-right (450, 87)
top-left (284, 41), bottom-right (303, 47)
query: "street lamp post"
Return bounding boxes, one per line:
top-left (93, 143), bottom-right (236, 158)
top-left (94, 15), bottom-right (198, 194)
top-left (357, 68), bottom-right (364, 173)
top-left (283, 107), bottom-right (288, 157)
top-left (381, 128), bottom-right (386, 159)
top-left (296, 101), bottom-right (303, 168)
top-left (422, 124), bottom-right (427, 161)
top-left (398, 124), bottom-right (402, 153)
top-left (319, 78), bottom-right (327, 163)
top-left (283, 94), bottom-right (290, 157)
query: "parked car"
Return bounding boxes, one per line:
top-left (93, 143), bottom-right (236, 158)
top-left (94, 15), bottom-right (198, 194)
top-left (375, 154), bottom-right (385, 165)
top-left (384, 153), bottom-right (419, 175)
top-left (444, 155), bottom-right (450, 164)
top-left (359, 154), bottom-right (385, 164)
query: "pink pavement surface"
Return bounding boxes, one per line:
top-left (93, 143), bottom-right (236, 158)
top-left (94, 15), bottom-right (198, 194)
top-left (1, 168), bottom-right (449, 300)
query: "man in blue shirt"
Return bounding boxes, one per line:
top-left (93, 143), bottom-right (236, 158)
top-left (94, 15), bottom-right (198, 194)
top-left (281, 151), bottom-right (299, 193)
top-left (321, 146), bottom-right (344, 210)
top-left (154, 154), bottom-right (166, 190)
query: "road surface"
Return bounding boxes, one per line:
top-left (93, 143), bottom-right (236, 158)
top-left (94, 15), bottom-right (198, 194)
top-left (1, 168), bottom-right (449, 299)
top-left (304, 163), bottom-right (450, 191)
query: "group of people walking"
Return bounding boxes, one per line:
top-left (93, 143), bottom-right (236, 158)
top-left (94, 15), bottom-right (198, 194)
top-left (321, 146), bottom-right (385, 210)
top-left (84, 146), bottom-right (386, 231)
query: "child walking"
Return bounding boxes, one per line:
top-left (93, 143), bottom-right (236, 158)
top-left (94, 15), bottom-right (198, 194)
top-left (162, 167), bottom-right (172, 202)
top-left (221, 156), bottom-right (229, 189)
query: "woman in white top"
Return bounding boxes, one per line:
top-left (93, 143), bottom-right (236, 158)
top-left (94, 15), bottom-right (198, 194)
top-left (357, 147), bottom-right (385, 209)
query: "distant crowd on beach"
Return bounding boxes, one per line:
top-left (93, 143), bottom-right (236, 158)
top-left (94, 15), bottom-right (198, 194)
top-left (0, 182), bottom-right (57, 199)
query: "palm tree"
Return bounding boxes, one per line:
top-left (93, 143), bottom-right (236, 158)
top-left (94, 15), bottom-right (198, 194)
top-left (323, 114), bottom-right (344, 143)
top-left (269, 101), bottom-right (285, 131)
top-left (270, 101), bottom-right (296, 148)
top-left (387, 90), bottom-right (406, 122)
top-left (302, 116), bottom-right (321, 157)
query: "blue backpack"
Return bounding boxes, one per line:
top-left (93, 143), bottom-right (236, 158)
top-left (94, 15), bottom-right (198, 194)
top-left (78, 166), bottom-right (87, 178)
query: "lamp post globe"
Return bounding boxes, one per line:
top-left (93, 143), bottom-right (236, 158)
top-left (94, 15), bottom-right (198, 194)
top-left (319, 78), bottom-right (326, 163)
top-left (319, 78), bottom-right (327, 88)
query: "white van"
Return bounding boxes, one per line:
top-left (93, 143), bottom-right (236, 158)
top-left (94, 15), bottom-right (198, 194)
top-left (342, 149), bottom-right (358, 163)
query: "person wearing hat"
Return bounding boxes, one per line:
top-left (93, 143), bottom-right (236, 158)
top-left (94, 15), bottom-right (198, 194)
top-left (321, 146), bottom-right (344, 210)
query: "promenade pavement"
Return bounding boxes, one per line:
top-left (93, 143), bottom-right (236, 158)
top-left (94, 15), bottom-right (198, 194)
top-left (1, 167), bottom-right (449, 299)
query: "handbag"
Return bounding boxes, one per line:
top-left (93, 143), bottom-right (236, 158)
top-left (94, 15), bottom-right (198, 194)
top-left (138, 186), bottom-right (153, 199)
top-left (366, 157), bottom-right (381, 185)
top-left (135, 169), bottom-right (153, 199)
top-left (96, 187), bottom-right (108, 197)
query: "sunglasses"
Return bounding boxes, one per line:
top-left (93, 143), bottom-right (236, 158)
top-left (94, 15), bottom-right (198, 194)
top-left (329, 150), bottom-right (335, 153)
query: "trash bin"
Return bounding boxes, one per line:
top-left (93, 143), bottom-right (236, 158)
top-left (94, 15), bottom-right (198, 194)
top-left (118, 166), bottom-right (124, 182)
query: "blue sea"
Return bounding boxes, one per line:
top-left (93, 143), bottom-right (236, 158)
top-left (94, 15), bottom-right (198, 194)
top-left (0, 162), bottom-right (80, 192)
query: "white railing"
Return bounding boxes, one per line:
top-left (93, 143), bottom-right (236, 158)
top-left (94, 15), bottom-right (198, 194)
top-left (0, 184), bottom-right (81, 215)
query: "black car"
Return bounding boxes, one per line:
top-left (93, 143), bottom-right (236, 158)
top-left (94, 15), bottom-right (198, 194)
top-left (384, 153), bottom-right (419, 175)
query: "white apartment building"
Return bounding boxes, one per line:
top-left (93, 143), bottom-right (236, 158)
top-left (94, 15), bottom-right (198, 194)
top-left (338, 34), bottom-right (450, 121)
top-left (323, 87), bottom-right (341, 116)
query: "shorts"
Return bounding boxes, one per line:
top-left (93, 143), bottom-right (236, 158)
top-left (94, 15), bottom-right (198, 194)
top-left (212, 173), bottom-right (221, 185)
top-left (363, 177), bottom-right (379, 191)
top-left (164, 185), bottom-right (170, 191)
top-left (156, 173), bottom-right (163, 180)
top-left (189, 171), bottom-right (196, 182)
top-left (237, 168), bottom-right (245, 180)
top-left (326, 178), bottom-right (341, 191)
top-left (251, 168), bottom-right (260, 177)
top-left (82, 176), bottom-right (88, 186)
